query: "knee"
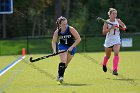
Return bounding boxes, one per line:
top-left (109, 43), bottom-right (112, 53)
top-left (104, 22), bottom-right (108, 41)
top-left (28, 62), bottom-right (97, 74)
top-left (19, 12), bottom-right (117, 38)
top-left (106, 56), bottom-right (110, 59)
top-left (60, 56), bottom-right (67, 63)
top-left (60, 59), bottom-right (67, 63)
top-left (114, 53), bottom-right (119, 56)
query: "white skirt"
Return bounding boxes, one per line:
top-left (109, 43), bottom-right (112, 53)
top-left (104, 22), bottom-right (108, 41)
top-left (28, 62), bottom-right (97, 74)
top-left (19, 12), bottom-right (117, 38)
top-left (104, 36), bottom-right (121, 48)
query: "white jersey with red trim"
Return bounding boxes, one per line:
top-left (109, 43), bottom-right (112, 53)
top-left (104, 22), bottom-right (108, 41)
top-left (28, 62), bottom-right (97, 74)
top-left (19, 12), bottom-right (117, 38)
top-left (104, 19), bottom-right (121, 47)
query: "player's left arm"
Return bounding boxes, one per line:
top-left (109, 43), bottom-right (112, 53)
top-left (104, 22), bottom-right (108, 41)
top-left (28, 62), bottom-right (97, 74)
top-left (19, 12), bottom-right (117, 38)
top-left (68, 26), bottom-right (81, 51)
top-left (117, 19), bottom-right (127, 29)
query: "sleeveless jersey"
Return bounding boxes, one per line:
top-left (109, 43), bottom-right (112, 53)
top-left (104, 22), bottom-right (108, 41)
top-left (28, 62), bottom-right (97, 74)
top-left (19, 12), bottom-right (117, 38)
top-left (58, 26), bottom-right (75, 46)
top-left (104, 19), bottom-right (121, 47)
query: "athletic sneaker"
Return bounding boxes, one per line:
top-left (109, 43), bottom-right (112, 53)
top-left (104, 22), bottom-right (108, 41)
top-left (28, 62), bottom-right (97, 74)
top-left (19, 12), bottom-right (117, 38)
top-left (113, 70), bottom-right (118, 75)
top-left (103, 65), bottom-right (107, 72)
top-left (59, 77), bottom-right (64, 83)
top-left (57, 77), bottom-right (64, 85)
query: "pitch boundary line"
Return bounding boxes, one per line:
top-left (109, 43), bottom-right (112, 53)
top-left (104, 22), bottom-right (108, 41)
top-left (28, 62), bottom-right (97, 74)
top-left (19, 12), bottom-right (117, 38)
top-left (0, 56), bottom-right (25, 77)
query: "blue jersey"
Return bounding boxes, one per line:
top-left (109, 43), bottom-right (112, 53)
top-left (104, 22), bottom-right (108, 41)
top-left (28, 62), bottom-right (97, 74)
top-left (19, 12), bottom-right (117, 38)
top-left (58, 26), bottom-right (75, 46)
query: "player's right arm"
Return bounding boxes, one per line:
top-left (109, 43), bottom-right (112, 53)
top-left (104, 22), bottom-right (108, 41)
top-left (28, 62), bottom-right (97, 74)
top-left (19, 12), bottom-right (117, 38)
top-left (102, 23), bottom-right (116, 35)
top-left (52, 30), bottom-right (58, 54)
top-left (102, 23), bottom-right (110, 35)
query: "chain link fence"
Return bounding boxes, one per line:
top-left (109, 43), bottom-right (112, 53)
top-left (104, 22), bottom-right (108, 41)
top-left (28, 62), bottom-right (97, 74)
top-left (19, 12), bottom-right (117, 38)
top-left (0, 33), bottom-right (140, 55)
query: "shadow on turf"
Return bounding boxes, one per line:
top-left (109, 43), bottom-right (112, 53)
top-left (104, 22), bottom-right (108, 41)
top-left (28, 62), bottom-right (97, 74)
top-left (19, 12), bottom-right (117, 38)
top-left (62, 83), bottom-right (95, 87)
top-left (107, 78), bottom-right (138, 81)
top-left (79, 53), bottom-right (138, 86)
top-left (22, 58), bottom-right (56, 80)
top-left (112, 78), bottom-right (138, 81)
top-left (106, 78), bottom-right (138, 86)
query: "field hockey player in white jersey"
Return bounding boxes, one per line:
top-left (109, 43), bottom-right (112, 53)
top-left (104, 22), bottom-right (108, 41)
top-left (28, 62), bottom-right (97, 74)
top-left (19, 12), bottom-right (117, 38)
top-left (102, 8), bottom-right (126, 75)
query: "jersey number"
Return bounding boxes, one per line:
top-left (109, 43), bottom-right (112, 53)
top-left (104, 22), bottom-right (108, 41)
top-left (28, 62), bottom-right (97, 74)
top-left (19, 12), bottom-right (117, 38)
top-left (64, 39), bottom-right (68, 44)
top-left (113, 29), bottom-right (116, 35)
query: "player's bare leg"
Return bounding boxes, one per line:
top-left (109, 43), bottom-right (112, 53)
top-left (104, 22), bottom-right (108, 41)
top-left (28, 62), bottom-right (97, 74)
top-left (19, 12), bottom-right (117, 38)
top-left (66, 53), bottom-right (73, 66)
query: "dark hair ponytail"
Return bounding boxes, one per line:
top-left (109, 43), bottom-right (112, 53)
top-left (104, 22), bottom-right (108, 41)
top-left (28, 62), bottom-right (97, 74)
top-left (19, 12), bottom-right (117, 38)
top-left (56, 19), bottom-right (60, 30)
top-left (56, 16), bottom-right (67, 30)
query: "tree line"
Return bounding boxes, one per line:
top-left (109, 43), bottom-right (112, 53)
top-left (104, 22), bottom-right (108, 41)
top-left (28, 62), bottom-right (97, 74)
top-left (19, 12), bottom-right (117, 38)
top-left (0, 0), bottom-right (139, 38)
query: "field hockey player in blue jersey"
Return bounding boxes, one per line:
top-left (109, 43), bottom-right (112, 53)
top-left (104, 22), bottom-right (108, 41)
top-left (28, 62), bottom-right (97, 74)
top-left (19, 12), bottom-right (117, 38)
top-left (52, 16), bottom-right (81, 84)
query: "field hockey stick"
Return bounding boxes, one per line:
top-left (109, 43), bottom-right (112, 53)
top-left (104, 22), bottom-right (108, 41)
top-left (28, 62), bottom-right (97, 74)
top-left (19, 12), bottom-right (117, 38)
top-left (30, 50), bottom-right (67, 62)
top-left (97, 17), bottom-right (126, 31)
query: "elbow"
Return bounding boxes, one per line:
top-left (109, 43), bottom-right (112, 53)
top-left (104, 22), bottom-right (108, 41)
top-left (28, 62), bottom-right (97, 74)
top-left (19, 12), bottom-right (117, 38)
top-left (102, 31), bottom-right (106, 35)
top-left (75, 37), bottom-right (81, 44)
top-left (78, 37), bottom-right (81, 42)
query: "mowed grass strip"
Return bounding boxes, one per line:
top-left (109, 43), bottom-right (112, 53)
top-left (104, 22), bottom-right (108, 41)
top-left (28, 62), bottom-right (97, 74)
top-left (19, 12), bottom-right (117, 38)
top-left (0, 51), bottom-right (140, 93)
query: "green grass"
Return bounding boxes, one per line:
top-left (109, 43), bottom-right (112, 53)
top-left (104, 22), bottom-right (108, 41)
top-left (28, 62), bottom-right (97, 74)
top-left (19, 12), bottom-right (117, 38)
top-left (1, 35), bottom-right (140, 55)
top-left (0, 51), bottom-right (140, 93)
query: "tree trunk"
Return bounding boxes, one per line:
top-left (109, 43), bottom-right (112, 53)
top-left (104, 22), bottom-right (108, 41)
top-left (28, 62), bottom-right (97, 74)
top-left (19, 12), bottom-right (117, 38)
top-left (109, 0), bottom-right (116, 8)
top-left (37, 16), bottom-right (41, 36)
top-left (65, 0), bottom-right (70, 18)
top-left (2, 15), bottom-right (6, 39)
top-left (72, 0), bottom-right (78, 12)
top-left (0, 15), bottom-right (2, 38)
top-left (32, 15), bottom-right (37, 37)
top-left (54, 0), bottom-right (62, 24)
